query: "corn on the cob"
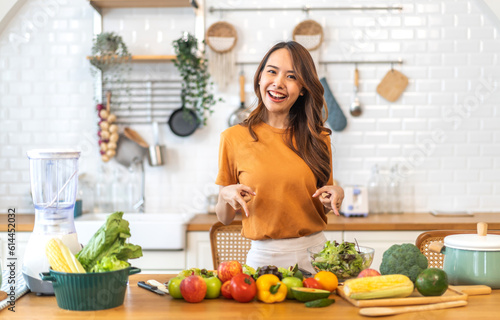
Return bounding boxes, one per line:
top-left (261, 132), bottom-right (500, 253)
top-left (343, 274), bottom-right (414, 300)
top-left (45, 238), bottom-right (86, 273)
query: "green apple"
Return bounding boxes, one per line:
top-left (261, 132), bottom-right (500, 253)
top-left (204, 276), bottom-right (222, 299)
top-left (167, 276), bottom-right (185, 299)
top-left (281, 276), bottom-right (303, 299)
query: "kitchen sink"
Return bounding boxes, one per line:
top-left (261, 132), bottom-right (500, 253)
top-left (74, 213), bottom-right (193, 250)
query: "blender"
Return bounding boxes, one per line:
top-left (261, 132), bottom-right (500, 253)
top-left (22, 150), bottom-right (82, 294)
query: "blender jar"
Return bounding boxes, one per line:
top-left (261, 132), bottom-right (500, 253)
top-left (22, 149), bottom-right (82, 294)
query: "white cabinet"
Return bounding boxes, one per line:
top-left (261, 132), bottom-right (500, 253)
top-left (186, 232), bottom-right (213, 270)
top-left (324, 231), bottom-right (343, 242)
top-left (343, 231), bottom-right (424, 272)
top-left (132, 250), bottom-right (186, 274)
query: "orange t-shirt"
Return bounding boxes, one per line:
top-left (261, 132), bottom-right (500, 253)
top-left (215, 122), bottom-right (333, 240)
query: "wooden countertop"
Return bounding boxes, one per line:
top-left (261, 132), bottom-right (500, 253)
top-left (187, 212), bottom-right (500, 232)
top-left (2, 273), bottom-right (498, 319)
top-left (2, 212), bottom-right (500, 233)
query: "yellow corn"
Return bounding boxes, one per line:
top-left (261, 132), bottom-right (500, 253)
top-left (343, 274), bottom-right (414, 300)
top-left (45, 238), bottom-right (86, 273)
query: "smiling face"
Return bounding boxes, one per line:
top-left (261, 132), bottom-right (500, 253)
top-left (258, 48), bottom-right (304, 127)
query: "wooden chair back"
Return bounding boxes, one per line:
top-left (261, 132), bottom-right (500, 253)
top-left (415, 229), bottom-right (500, 269)
top-left (209, 220), bottom-right (251, 270)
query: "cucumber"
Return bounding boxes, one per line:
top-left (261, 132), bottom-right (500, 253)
top-left (305, 298), bottom-right (335, 308)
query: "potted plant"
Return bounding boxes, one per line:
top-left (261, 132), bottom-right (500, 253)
top-left (89, 32), bottom-right (131, 70)
top-left (172, 32), bottom-right (221, 126)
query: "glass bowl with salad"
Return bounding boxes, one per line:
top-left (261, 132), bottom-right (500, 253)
top-left (308, 240), bottom-right (374, 281)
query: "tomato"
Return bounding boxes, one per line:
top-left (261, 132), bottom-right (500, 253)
top-left (230, 273), bottom-right (257, 303)
top-left (314, 271), bottom-right (339, 292)
top-left (303, 277), bottom-right (323, 290)
top-left (221, 280), bottom-right (233, 299)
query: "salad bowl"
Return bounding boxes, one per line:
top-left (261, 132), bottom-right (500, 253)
top-left (308, 241), bottom-right (374, 281)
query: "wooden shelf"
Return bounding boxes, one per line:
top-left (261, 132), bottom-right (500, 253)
top-left (87, 55), bottom-right (176, 62)
top-left (89, 0), bottom-right (193, 9)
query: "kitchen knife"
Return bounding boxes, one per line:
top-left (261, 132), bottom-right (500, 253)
top-left (147, 279), bottom-right (169, 294)
top-left (138, 281), bottom-right (166, 295)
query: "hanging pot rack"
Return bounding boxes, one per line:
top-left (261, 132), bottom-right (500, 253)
top-left (209, 5), bottom-right (403, 14)
top-left (236, 59), bottom-right (403, 66)
top-left (103, 79), bottom-right (183, 125)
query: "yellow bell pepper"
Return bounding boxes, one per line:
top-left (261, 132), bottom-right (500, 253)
top-left (256, 274), bottom-right (288, 303)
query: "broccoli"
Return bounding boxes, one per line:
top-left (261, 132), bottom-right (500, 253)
top-left (379, 243), bottom-right (428, 282)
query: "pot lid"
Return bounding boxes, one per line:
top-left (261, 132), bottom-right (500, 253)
top-left (444, 234), bottom-right (500, 251)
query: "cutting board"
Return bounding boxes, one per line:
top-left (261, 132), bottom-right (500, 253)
top-left (376, 69), bottom-right (409, 102)
top-left (337, 285), bottom-right (467, 308)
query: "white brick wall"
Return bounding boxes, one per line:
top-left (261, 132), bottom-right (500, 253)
top-left (0, 0), bottom-right (498, 214)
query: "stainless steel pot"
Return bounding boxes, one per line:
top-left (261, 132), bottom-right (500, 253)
top-left (429, 222), bottom-right (500, 288)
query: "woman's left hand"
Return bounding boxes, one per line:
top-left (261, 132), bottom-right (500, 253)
top-left (312, 185), bottom-right (345, 216)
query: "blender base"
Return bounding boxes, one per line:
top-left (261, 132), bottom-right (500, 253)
top-left (23, 272), bottom-right (54, 295)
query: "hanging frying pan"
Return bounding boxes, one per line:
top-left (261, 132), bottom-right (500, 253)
top-left (168, 91), bottom-right (199, 137)
top-left (228, 70), bottom-right (250, 126)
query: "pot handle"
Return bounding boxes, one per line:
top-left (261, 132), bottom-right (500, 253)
top-left (39, 272), bottom-right (56, 282)
top-left (428, 241), bottom-right (445, 254)
top-left (128, 267), bottom-right (141, 275)
top-left (478, 222), bottom-right (488, 237)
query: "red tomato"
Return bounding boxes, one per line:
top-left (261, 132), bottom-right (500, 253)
top-left (303, 277), bottom-right (323, 290)
top-left (221, 280), bottom-right (233, 299)
top-left (229, 273), bottom-right (257, 303)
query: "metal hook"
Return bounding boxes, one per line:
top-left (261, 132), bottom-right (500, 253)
top-left (303, 5), bottom-right (310, 18)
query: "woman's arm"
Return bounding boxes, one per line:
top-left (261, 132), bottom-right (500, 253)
top-left (215, 185), bottom-right (256, 225)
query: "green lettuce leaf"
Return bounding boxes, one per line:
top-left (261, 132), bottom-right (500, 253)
top-left (76, 211), bottom-right (143, 272)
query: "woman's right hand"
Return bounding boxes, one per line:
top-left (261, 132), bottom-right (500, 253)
top-left (218, 184), bottom-right (256, 218)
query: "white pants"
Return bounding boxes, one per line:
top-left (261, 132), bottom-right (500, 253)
top-left (246, 232), bottom-right (326, 275)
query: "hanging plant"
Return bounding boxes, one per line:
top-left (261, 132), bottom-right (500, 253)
top-left (89, 32), bottom-right (131, 70)
top-left (172, 32), bottom-right (221, 126)
top-left (89, 32), bottom-right (132, 105)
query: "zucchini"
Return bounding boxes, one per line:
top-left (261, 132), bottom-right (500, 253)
top-left (305, 298), bottom-right (335, 308)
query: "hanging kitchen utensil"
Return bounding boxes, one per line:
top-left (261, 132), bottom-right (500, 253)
top-left (206, 21), bottom-right (238, 89)
top-left (148, 121), bottom-right (166, 166)
top-left (168, 90), bottom-right (199, 137)
top-left (376, 66), bottom-right (409, 102)
top-left (350, 66), bottom-right (362, 117)
top-left (124, 127), bottom-right (149, 149)
top-left (292, 19), bottom-right (324, 68)
top-left (228, 70), bottom-right (250, 127)
top-left (114, 132), bottom-right (147, 168)
top-left (320, 77), bottom-right (347, 132)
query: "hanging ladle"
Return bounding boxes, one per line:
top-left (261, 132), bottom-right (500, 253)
top-left (350, 65), bottom-right (362, 117)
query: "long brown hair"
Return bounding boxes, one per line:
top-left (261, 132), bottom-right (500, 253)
top-left (243, 41), bottom-right (332, 187)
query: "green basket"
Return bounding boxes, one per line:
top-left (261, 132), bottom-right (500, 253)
top-left (40, 266), bottom-right (141, 311)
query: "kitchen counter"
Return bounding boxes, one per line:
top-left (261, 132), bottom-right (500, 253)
top-left (2, 274), bottom-right (499, 319)
top-left (187, 212), bottom-right (500, 231)
top-left (2, 212), bottom-right (500, 233)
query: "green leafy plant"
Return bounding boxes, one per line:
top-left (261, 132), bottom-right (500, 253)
top-left (89, 32), bottom-right (131, 70)
top-left (172, 32), bottom-right (221, 126)
top-left (88, 32), bottom-right (132, 105)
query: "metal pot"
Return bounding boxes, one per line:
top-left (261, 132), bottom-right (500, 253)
top-left (429, 222), bottom-right (500, 288)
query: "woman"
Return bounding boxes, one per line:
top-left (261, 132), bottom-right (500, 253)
top-left (215, 41), bottom-right (344, 273)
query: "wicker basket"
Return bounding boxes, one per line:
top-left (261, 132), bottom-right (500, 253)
top-left (292, 19), bottom-right (324, 51)
top-left (206, 21), bottom-right (238, 53)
